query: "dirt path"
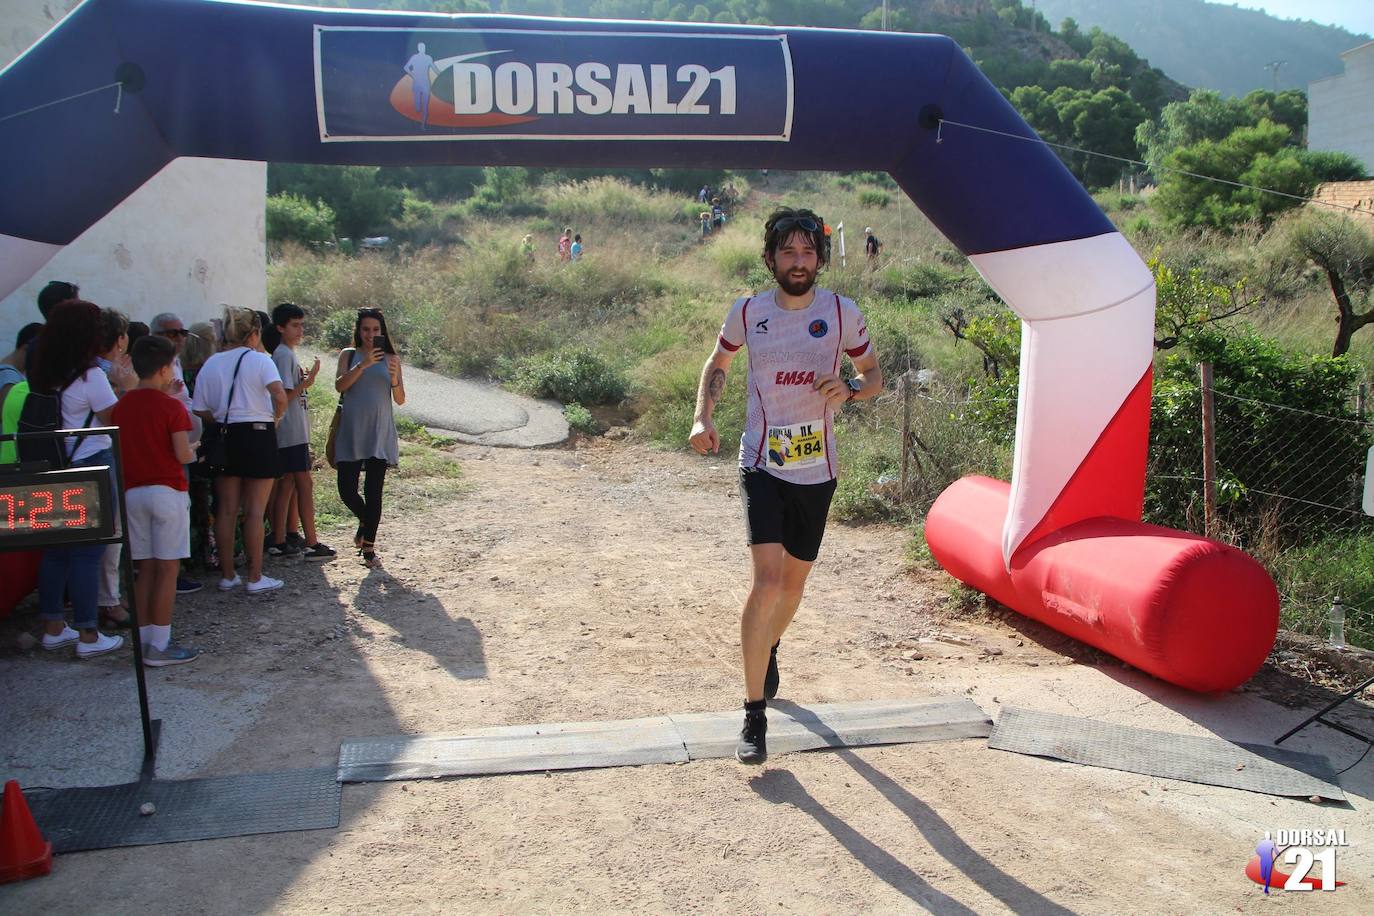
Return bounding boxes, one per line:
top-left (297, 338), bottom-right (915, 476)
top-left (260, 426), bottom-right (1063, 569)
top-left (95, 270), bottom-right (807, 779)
top-left (4, 440), bottom-right (1371, 913)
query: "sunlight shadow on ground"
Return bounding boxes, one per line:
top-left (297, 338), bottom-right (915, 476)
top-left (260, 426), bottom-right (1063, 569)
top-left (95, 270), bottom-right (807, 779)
top-left (768, 700), bottom-right (1077, 915)
top-left (353, 566), bottom-right (486, 681)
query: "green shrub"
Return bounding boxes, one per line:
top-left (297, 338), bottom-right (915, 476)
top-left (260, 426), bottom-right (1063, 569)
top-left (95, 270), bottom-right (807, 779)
top-left (1146, 329), bottom-right (1365, 539)
top-left (858, 190), bottom-right (892, 209)
top-left (873, 262), bottom-right (974, 300)
top-left (320, 308), bottom-right (357, 350)
top-left (545, 176), bottom-right (687, 225)
top-left (564, 402), bottom-right (599, 435)
top-left (266, 193), bottom-right (335, 245)
top-left (510, 347), bottom-right (629, 405)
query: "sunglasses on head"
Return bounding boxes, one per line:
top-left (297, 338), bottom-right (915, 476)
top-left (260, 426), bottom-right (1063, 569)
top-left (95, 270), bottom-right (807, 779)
top-left (772, 215), bottom-right (821, 234)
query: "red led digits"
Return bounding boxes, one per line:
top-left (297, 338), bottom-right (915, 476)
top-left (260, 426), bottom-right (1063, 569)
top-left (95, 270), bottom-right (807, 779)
top-left (61, 487), bottom-right (88, 527)
top-left (27, 490), bottom-right (53, 529)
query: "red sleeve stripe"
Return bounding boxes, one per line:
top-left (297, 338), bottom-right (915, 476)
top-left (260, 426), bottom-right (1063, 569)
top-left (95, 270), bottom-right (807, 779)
top-left (719, 335), bottom-right (741, 352)
top-left (845, 342), bottom-right (870, 358)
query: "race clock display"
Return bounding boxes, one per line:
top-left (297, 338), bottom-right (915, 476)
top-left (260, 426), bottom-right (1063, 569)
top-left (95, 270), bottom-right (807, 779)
top-left (0, 467), bottom-right (115, 548)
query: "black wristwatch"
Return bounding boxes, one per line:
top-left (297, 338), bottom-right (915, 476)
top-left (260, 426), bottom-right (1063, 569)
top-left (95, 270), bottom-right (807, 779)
top-left (845, 377), bottom-right (863, 401)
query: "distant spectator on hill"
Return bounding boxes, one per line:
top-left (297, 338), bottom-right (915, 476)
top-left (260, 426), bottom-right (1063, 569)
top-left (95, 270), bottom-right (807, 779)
top-left (701, 211), bottom-right (712, 238)
top-left (521, 234), bottom-right (535, 263)
top-left (558, 228), bottom-right (573, 262)
top-left (864, 227), bottom-right (883, 269)
top-left (571, 234), bottom-right (583, 262)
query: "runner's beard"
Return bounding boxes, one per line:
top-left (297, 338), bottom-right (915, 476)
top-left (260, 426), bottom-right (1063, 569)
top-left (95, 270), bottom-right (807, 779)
top-left (773, 264), bottom-right (818, 297)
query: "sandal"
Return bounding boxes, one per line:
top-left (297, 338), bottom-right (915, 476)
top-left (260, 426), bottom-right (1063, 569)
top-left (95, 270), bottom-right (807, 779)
top-left (99, 605), bottom-right (132, 629)
top-left (359, 540), bottom-right (379, 568)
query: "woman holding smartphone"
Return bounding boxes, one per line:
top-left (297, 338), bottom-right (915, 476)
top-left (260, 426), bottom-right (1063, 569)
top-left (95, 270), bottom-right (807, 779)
top-left (334, 308), bottom-right (404, 567)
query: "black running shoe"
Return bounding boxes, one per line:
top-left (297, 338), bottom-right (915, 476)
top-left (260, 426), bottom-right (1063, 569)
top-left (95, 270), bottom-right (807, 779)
top-left (736, 706), bottom-right (768, 765)
top-left (764, 640), bottom-right (781, 700)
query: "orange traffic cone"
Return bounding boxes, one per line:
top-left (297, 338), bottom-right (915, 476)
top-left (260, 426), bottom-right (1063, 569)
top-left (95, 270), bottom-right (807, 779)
top-left (0, 779), bottom-right (52, 883)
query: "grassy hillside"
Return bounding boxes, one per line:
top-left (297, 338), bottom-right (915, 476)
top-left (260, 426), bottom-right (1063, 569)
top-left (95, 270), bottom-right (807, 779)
top-left (1036, 0), bottom-right (1369, 96)
top-left (270, 172), bottom-right (1374, 646)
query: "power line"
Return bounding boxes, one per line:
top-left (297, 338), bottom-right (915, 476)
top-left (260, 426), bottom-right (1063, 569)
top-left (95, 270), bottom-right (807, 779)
top-left (936, 117), bottom-right (1373, 219)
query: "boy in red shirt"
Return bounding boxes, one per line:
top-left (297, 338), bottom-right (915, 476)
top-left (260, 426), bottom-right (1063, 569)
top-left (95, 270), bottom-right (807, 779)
top-left (113, 336), bottom-right (200, 666)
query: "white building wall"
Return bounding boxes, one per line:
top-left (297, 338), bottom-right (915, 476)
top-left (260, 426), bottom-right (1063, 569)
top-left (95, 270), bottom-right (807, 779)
top-left (0, 0), bottom-right (265, 350)
top-left (1309, 42), bottom-right (1374, 178)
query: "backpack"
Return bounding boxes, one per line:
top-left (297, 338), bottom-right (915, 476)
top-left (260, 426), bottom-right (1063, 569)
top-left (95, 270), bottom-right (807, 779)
top-left (15, 383), bottom-right (90, 470)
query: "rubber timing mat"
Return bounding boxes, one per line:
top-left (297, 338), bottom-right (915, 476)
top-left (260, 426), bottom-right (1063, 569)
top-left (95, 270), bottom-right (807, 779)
top-left (671, 698), bottom-right (992, 761)
top-left (339, 716), bottom-right (690, 782)
top-left (989, 707), bottom-right (1345, 802)
top-left (338, 698), bottom-right (991, 782)
top-left (24, 767), bottom-right (341, 853)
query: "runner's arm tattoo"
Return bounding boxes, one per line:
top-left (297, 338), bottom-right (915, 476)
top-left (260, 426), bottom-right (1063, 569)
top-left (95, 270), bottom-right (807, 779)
top-left (708, 368), bottom-right (725, 402)
top-left (694, 356), bottom-right (730, 420)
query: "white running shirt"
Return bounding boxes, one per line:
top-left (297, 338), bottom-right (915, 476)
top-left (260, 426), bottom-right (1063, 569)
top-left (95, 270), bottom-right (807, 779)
top-left (718, 287), bottom-right (871, 485)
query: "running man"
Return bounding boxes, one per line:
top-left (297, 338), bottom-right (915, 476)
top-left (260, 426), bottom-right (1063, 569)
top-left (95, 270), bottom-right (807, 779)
top-left (404, 42), bottom-right (438, 129)
top-left (689, 207), bottom-right (882, 764)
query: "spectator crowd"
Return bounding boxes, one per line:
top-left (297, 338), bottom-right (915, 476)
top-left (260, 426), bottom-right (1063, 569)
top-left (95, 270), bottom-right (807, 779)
top-left (0, 282), bottom-right (407, 668)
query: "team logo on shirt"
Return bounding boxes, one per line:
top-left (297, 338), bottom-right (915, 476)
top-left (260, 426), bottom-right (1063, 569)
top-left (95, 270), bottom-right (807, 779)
top-left (755, 318), bottom-right (770, 334)
top-left (808, 319), bottom-right (828, 338)
top-left (774, 370), bottom-right (816, 385)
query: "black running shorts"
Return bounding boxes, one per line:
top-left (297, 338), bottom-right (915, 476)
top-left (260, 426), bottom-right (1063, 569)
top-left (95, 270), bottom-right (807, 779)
top-left (278, 442), bottom-right (311, 474)
top-left (224, 422), bottom-right (282, 479)
top-left (738, 466), bottom-right (838, 562)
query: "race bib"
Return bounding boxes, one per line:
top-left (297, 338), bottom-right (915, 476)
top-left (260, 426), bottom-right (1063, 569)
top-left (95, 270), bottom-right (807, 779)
top-left (766, 420), bottom-right (825, 472)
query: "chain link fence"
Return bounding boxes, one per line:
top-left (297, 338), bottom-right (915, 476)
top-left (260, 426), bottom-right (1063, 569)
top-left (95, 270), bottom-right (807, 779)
top-left (846, 367), bottom-right (1374, 649)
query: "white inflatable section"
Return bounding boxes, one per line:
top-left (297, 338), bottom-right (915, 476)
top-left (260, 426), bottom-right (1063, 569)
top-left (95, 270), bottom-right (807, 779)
top-left (0, 235), bottom-right (62, 306)
top-left (970, 233), bottom-right (1156, 567)
top-left (969, 232), bottom-right (1153, 322)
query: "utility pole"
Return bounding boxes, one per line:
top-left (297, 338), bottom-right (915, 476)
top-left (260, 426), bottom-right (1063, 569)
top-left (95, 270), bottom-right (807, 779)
top-left (882, 0), bottom-right (888, 31)
top-left (1264, 59), bottom-right (1287, 91)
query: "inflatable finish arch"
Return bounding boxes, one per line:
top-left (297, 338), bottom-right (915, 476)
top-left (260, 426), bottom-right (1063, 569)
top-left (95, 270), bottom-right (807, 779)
top-left (0, 0), bottom-right (1278, 690)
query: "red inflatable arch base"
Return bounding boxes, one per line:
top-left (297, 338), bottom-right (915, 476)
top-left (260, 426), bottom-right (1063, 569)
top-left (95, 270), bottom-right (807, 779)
top-left (926, 476), bottom-right (1279, 693)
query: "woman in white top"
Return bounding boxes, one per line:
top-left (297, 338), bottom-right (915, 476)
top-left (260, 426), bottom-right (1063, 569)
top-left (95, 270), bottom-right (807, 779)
top-left (191, 307), bottom-right (287, 595)
top-left (31, 301), bottom-right (124, 659)
top-left (96, 307), bottom-right (135, 628)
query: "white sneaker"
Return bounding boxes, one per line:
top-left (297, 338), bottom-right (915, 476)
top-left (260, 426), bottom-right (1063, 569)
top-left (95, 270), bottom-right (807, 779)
top-left (41, 625), bottom-right (80, 651)
top-left (76, 632), bottom-right (124, 659)
top-left (246, 574), bottom-right (284, 595)
top-left (218, 575), bottom-right (242, 591)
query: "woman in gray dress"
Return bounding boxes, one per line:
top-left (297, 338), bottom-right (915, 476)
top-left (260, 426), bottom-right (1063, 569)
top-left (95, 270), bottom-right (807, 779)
top-left (334, 308), bottom-right (405, 567)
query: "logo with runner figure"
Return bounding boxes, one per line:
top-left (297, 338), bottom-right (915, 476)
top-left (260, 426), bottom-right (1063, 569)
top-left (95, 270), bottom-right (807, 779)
top-left (808, 319), bottom-right (828, 338)
top-left (1245, 830), bottom-right (1347, 892)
